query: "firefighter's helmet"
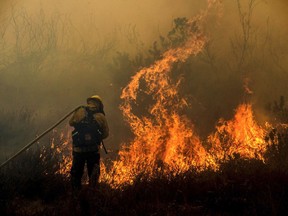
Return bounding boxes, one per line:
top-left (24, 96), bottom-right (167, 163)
top-left (86, 95), bottom-right (105, 115)
top-left (87, 95), bottom-right (102, 103)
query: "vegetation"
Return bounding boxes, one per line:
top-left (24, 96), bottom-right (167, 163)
top-left (1, 0), bottom-right (288, 215)
top-left (1, 127), bottom-right (288, 215)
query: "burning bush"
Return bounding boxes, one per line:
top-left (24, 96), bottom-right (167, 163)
top-left (1, 0), bottom-right (288, 215)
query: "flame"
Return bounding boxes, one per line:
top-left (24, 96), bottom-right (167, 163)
top-left (102, 1), bottom-right (221, 188)
top-left (208, 103), bottom-right (268, 162)
top-left (50, 128), bottom-right (72, 177)
top-left (50, 102), bottom-right (270, 188)
top-left (100, 0), bottom-right (269, 188)
top-left (46, 0), bottom-right (274, 189)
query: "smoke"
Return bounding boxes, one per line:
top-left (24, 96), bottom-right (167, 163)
top-left (1, 0), bottom-right (288, 158)
top-left (0, 0), bottom-right (207, 156)
top-left (5, 0), bottom-right (206, 42)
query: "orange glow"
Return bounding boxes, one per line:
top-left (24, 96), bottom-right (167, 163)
top-left (208, 104), bottom-right (268, 162)
top-left (50, 128), bottom-right (72, 177)
top-left (53, 102), bottom-right (270, 188)
top-left (49, 0), bottom-right (273, 189)
top-left (101, 1), bottom-right (220, 188)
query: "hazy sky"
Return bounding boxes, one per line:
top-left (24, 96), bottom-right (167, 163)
top-left (1, 0), bottom-right (207, 41)
top-left (1, 0), bottom-right (288, 151)
top-left (1, 0), bottom-right (286, 43)
top-left (1, 0), bottom-right (287, 112)
top-left (0, 0), bottom-right (286, 46)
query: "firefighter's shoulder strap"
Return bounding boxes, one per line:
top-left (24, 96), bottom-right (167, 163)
top-left (72, 106), bottom-right (103, 147)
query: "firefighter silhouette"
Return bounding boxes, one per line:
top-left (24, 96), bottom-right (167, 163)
top-left (69, 95), bottom-right (109, 190)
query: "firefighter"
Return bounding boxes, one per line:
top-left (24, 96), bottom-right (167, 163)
top-left (69, 95), bottom-right (109, 190)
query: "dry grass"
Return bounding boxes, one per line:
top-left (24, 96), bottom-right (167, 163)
top-left (1, 128), bottom-right (288, 216)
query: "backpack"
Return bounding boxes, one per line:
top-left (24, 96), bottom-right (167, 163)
top-left (72, 107), bottom-right (103, 148)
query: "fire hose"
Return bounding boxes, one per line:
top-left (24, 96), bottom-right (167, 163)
top-left (0, 106), bottom-right (108, 169)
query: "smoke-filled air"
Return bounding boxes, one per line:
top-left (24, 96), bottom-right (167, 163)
top-left (1, 0), bottom-right (288, 215)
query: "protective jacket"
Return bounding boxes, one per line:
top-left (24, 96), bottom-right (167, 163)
top-left (69, 103), bottom-right (109, 152)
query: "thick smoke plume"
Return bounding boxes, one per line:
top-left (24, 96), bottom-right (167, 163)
top-left (0, 0), bottom-right (288, 161)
